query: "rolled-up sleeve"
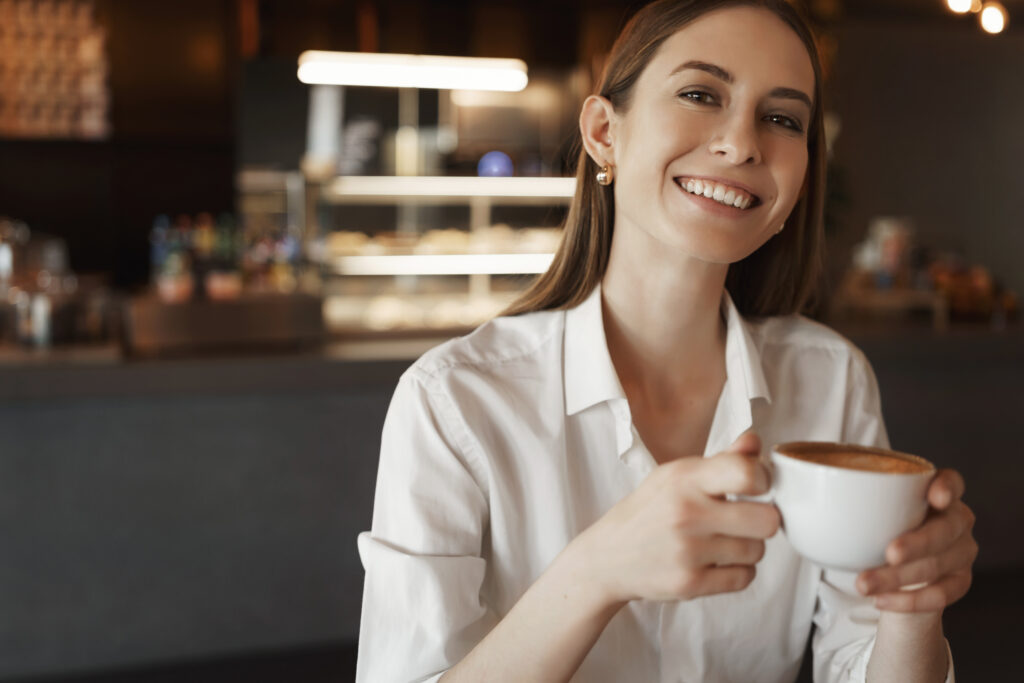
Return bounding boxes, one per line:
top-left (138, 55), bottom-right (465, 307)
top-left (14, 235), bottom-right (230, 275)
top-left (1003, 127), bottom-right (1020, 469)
top-left (356, 369), bottom-right (496, 682)
top-left (812, 350), bottom-right (954, 682)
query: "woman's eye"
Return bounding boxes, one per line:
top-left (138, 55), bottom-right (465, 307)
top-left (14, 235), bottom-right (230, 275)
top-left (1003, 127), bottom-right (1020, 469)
top-left (679, 90), bottom-right (716, 105)
top-left (766, 113), bottom-right (804, 133)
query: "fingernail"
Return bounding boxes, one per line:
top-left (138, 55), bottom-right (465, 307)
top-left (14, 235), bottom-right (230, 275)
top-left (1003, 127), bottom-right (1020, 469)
top-left (875, 596), bottom-right (892, 610)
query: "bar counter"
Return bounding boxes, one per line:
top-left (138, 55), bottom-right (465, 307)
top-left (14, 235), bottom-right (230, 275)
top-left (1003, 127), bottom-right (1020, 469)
top-left (1, 326), bottom-right (1021, 680)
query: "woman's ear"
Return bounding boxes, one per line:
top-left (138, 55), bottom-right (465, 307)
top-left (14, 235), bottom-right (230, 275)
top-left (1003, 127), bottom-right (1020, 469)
top-left (579, 95), bottom-right (617, 168)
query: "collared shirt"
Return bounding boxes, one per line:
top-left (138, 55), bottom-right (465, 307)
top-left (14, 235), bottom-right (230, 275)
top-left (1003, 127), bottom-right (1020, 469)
top-left (356, 285), bottom-right (954, 682)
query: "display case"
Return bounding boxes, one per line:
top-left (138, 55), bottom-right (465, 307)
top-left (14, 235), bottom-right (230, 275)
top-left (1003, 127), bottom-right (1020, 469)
top-left (309, 174), bottom-right (574, 336)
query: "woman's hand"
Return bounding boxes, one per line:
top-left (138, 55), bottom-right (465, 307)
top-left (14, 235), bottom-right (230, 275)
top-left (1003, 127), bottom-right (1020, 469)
top-left (564, 431), bottom-right (781, 607)
top-left (856, 468), bottom-right (978, 612)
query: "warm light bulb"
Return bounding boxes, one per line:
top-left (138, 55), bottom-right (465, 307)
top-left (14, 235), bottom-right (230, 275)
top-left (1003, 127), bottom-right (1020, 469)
top-left (980, 2), bottom-right (1008, 33)
top-left (946, 0), bottom-right (973, 13)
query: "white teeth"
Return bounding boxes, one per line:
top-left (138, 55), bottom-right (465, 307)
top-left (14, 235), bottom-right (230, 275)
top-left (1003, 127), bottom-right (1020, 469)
top-left (678, 178), bottom-right (755, 209)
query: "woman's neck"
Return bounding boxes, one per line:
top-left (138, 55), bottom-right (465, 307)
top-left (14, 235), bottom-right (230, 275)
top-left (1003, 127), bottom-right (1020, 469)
top-left (601, 229), bottom-right (728, 409)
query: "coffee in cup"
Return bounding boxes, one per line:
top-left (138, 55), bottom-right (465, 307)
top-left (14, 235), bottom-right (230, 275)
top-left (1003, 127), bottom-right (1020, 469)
top-left (770, 442), bottom-right (936, 572)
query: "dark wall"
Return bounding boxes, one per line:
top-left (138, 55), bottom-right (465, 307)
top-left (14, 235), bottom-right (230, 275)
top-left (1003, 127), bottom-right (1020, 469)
top-left (832, 19), bottom-right (1024, 296)
top-left (0, 0), bottom-right (237, 288)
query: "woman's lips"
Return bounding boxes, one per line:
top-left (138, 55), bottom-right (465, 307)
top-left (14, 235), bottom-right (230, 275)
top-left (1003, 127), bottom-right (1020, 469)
top-left (674, 177), bottom-right (762, 215)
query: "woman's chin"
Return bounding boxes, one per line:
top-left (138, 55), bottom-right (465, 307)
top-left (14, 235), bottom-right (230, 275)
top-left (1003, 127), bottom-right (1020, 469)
top-left (669, 233), bottom-right (770, 266)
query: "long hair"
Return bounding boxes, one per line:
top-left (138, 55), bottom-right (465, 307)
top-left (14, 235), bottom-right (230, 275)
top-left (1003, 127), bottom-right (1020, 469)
top-left (504, 0), bottom-right (827, 318)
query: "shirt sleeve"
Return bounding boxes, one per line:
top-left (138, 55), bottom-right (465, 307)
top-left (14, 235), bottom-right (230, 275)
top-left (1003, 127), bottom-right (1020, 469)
top-left (811, 349), bottom-right (954, 682)
top-left (356, 369), bottom-right (497, 683)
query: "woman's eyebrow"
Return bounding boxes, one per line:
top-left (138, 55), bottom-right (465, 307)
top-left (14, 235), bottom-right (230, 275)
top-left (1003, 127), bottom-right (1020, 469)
top-left (670, 60), bottom-right (813, 110)
top-left (768, 87), bottom-right (813, 111)
top-left (671, 60), bottom-right (733, 83)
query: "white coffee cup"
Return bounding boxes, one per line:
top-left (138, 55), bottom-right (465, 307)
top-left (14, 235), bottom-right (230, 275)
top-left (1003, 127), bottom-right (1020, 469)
top-left (769, 442), bottom-right (936, 572)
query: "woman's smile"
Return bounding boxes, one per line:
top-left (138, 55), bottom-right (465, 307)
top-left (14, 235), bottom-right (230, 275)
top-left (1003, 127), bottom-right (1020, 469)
top-left (674, 176), bottom-right (762, 212)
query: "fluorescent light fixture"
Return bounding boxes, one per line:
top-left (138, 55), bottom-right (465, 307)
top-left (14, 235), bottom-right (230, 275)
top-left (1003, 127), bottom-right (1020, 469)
top-left (298, 51), bottom-right (528, 91)
top-left (328, 176), bottom-right (576, 200)
top-left (980, 2), bottom-right (1008, 32)
top-left (331, 253), bottom-right (554, 276)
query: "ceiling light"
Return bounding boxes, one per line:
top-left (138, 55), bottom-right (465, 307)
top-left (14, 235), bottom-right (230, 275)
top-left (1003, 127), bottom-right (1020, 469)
top-left (297, 51), bottom-right (528, 91)
top-left (980, 2), bottom-right (1008, 33)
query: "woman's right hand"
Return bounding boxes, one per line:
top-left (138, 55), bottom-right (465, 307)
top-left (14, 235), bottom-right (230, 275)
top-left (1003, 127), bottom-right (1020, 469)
top-left (564, 431), bottom-right (781, 607)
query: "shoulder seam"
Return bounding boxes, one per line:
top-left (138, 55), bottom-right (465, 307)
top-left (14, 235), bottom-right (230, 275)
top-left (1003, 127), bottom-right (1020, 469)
top-left (410, 312), bottom-right (564, 381)
top-left (397, 370), bottom-right (493, 501)
top-left (752, 316), bottom-right (859, 354)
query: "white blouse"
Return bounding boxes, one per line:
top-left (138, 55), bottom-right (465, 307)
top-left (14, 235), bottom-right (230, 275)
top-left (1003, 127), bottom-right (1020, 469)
top-left (356, 285), bottom-right (954, 683)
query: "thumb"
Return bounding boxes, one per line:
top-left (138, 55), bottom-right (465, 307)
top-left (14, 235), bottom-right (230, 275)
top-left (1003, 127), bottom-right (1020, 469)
top-left (727, 430), bottom-right (761, 456)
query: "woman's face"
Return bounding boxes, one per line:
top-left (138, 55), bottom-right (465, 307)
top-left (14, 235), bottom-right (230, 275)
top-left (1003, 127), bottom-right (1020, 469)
top-left (606, 6), bottom-right (815, 265)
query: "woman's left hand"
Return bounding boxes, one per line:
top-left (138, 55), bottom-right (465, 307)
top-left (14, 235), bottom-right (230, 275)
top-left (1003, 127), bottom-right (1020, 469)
top-left (855, 468), bottom-right (978, 612)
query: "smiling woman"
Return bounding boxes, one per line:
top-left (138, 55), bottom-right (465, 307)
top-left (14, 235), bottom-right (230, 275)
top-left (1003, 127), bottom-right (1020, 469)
top-left (504, 0), bottom-right (827, 320)
top-left (356, 2), bottom-right (976, 682)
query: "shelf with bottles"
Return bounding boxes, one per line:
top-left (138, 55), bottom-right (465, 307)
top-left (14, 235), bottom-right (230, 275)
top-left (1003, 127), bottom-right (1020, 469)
top-left (148, 211), bottom-right (314, 305)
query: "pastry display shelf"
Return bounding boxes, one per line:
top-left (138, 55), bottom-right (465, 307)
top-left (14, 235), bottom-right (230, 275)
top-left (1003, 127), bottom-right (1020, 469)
top-left (317, 175), bottom-right (572, 309)
top-left (319, 252), bottom-right (554, 276)
top-left (322, 175), bottom-right (576, 205)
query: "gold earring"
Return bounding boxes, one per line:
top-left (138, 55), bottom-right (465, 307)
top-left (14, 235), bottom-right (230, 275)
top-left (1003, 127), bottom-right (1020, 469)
top-left (596, 165), bottom-right (614, 186)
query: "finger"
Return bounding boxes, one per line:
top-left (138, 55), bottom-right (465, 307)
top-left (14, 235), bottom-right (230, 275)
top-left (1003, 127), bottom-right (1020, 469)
top-left (872, 569), bottom-right (973, 613)
top-left (700, 499), bottom-right (781, 539)
top-left (858, 533), bottom-right (978, 596)
top-left (885, 501), bottom-right (975, 565)
top-left (927, 469), bottom-right (965, 510)
top-left (696, 452), bottom-right (770, 496)
top-left (693, 535), bottom-right (766, 567)
top-left (685, 565), bottom-right (757, 598)
top-left (727, 430), bottom-right (762, 456)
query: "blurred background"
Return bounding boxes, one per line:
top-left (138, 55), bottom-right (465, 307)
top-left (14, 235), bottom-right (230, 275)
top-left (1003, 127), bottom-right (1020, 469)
top-left (0, 0), bottom-right (1021, 680)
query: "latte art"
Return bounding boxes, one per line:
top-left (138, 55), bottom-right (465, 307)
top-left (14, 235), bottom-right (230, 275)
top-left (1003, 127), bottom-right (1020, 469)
top-left (782, 450), bottom-right (931, 474)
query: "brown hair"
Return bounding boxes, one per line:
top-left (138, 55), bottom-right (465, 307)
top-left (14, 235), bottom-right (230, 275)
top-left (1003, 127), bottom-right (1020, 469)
top-left (504, 0), bottom-right (827, 318)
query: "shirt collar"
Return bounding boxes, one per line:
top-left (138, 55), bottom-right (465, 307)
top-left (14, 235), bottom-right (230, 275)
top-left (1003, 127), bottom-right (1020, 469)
top-left (564, 283), bottom-right (626, 416)
top-left (721, 287), bottom-right (772, 408)
top-left (563, 283), bottom-right (771, 419)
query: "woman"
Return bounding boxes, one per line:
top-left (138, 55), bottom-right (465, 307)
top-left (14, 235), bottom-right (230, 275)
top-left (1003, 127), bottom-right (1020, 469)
top-left (357, 1), bottom-right (977, 681)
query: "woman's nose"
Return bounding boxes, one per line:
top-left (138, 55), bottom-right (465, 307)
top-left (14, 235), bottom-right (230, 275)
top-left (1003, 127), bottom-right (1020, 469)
top-left (708, 116), bottom-right (762, 165)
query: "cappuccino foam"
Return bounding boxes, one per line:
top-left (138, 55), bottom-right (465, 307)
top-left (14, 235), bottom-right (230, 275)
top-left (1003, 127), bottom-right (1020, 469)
top-left (783, 450), bottom-right (929, 474)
